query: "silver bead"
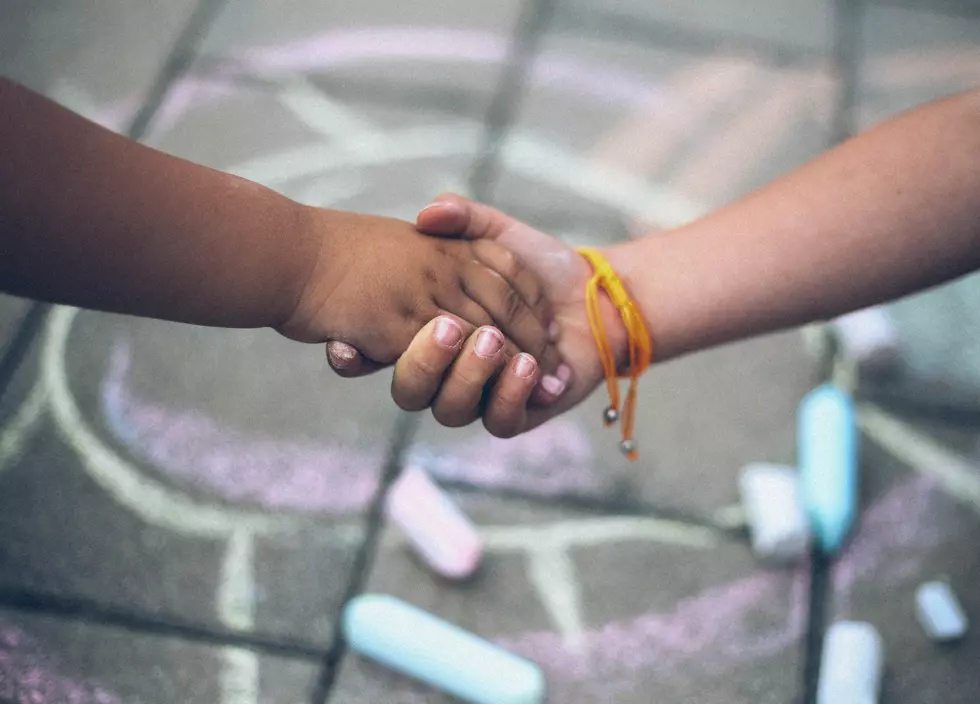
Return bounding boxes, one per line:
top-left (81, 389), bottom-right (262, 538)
top-left (603, 406), bottom-right (619, 424)
top-left (620, 439), bottom-right (636, 455)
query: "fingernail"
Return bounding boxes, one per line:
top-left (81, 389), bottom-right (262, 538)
top-left (514, 353), bottom-right (536, 379)
top-left (540, 373), bottom-right (567, 397)
top-left (475, 327), bottom-right (504, 358)
top-left (548, 321), bottom-right (560, 341)
top-left (557, 363), bottom-right (572, 383)
top-left (418, 200), bottom-right (451, 217)
top-left (433, 317), bottom-right (463, 347)
top-left (328, 341), bottom-right (357, 363)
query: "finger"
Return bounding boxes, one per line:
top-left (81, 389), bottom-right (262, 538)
top-left (430, 326), bottom-right (510, 428)
top-left (460, 263), bottom-right (562, 376)
top-left (391, 316), bottom-right (466, 411)
top-left (325, 341), bottom-right (386, 378)
top-left (470, 237), bottom-right (554, 333)
top-left (436, 295), bottom-right (524, 360)
top-left (481, 353), bottom-right (538, 438)
top-left (416, 192), bottom-right (515, 241)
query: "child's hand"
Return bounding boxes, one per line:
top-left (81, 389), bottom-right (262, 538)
top-left (277, 207), bottom-right (561, 373)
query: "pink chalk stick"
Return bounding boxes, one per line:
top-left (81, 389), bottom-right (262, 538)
top-left (385, 466), bottom-right (483, 580)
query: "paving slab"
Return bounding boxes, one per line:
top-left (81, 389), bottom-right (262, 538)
top-left (331, 494), bottom-right (803, 703)
top-left (0, 607), bottom-right (318, 704)
top-left (826, 411), bottom-right (980, 703)
top-left (0, 0), bottom-right (199, 129)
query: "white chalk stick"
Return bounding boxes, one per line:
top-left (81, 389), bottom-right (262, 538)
top-left (916, 581), bottom-right (968, 642)
top-left (831, 306), bottom-right (899, 374)
top-left (385, 465), bottom-right (483, 580)
top-left (738, 463), bottom-right (810, 563)
top-left (817, 621), bottom-right (884, 704)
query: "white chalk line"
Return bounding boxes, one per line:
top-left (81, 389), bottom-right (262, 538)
top-left (858, 403), bottom-right (980, 514)
top-left (478, 516), bottom-right (719, 551)
top-left (218, 531), bottom-right (259, 704)
top-left (229, 124), bottom-right (706, 229)
top-left (275, 77), bottom-right (385, 145)
top-left (526, 546), bottom-right (586, 650)
top-left (0, 377), bottom-right (47, 476)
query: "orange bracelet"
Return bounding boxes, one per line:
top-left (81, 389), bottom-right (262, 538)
top-left (577, 248), bottom-right (652, 460)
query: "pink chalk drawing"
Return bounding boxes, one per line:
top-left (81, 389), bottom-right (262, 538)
top-left (490, 475), bottom-right (948, 700)
top-left (99, 340), bottom-right (601, 513)
top-left (0, 621), bottom-right (121, 704)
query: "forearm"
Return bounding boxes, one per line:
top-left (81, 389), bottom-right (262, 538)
top-left (0, 78), bottom-right (316, 328)
top-left (607, 89), bottom-right (980, 362)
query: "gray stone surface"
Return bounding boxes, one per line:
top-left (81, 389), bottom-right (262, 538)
top-left (0, 608), bottom-right (319, 704)
top-left (0, 295), bottom-right (30, 353)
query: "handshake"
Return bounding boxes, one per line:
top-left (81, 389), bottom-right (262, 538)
top-left (285, 193), bottom-right (633, 442)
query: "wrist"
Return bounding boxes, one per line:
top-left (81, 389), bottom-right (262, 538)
top-left (591, 244), bottom-right (643, 374)
top-left (275, 202), bottom-right (330, 337)
top-left (601, 239), bottom-right (663, 369)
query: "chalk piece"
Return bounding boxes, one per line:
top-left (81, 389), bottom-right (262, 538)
top-left (385, 465), bottom-right (483, 580)
top-left (916, 581), bottom-right (968, 642)
top-left (343, 594), bottom-right (545, 704)
top-left (738, 463), bottom-right (809, 564)
top-left (831, 306), bottom-right (899, 374)
top-left (799, 384), bottom-right (858, 554)
top-left (817, 621), bottom-right (884, 704)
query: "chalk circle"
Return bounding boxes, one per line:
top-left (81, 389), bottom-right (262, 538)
top-left (44, 28), bottom-right (709, 533)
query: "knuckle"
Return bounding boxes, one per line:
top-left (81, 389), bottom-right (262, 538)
top-left (497, 248), bottom-right (521, 278)
top-left (413, 354), bottom-right (450, 379)
top-left (503, 285), bottom-right (527, 320)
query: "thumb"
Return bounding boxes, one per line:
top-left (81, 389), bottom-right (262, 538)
top-left (416, 192), bottom-right (514, 241)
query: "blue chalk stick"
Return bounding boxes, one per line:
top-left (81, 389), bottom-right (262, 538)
top-left (798, 384), bottom-right (858, 554)
top-left (343, 594), bottom-right (545, 704)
